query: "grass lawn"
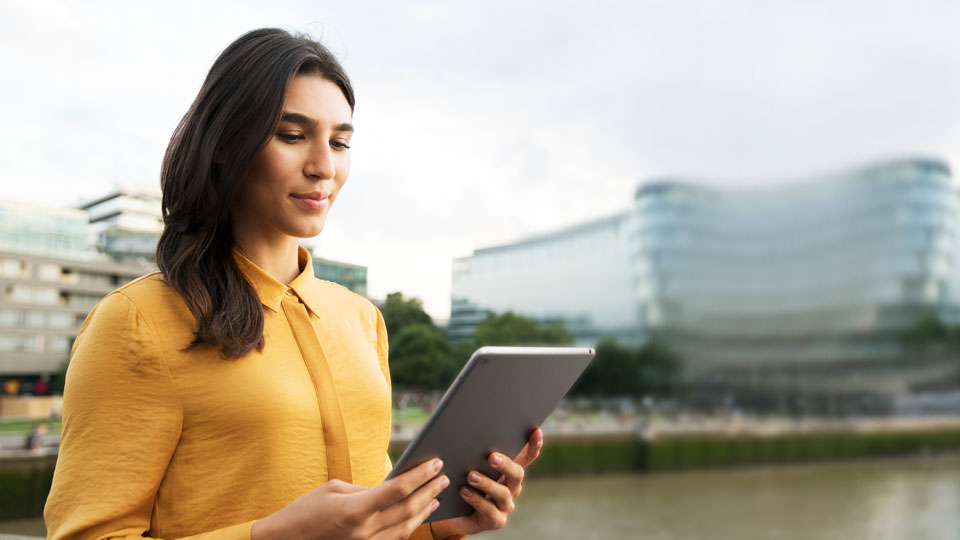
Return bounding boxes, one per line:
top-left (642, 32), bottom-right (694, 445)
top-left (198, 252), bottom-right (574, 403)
top-left (0, 418), bottom-right (61, 434)
top-left (393, 406), bottom-right (430, 426)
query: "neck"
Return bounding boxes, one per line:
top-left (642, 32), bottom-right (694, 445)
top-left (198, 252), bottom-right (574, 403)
top-left (232, 226), bottom-right (302, 286)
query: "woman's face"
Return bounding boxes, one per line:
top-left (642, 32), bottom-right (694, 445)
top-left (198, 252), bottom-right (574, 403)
top-left (232, 75), bottom-right (353, 242)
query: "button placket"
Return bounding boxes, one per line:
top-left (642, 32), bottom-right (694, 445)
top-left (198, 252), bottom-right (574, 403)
top-left (280, 294), bottom-right (353, 483)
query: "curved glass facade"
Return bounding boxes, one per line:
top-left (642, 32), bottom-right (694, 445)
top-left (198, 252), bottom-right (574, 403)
top-left (631, 158), bottom-right (959, 397)
top-left (451, 157), bottom-right (960, 404)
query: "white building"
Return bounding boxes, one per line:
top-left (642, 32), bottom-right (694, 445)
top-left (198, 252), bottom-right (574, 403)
top-left (79, 187), bottom-right (164, 264)
top-left (450, 213), bottom-right (637, 346)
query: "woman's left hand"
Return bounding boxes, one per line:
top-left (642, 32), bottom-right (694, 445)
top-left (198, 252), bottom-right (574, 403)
top-left (429, 428), bottom-right (544, 538)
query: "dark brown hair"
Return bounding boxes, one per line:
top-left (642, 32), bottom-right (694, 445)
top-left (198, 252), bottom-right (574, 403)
top-left (157, 28), bottom-right (355, 358)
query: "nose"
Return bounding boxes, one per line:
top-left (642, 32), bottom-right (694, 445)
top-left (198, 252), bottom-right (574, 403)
top-left (304, 140), bottom-right (335, 180)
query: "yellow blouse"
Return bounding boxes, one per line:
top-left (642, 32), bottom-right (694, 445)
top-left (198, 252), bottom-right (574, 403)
top-left (44, 247), bottom-right (443, 540)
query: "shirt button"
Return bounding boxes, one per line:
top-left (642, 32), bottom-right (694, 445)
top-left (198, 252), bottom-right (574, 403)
top-left (286, 289), bottom-right (295, 295)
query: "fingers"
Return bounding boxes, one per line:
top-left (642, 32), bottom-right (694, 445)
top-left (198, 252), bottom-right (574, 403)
top-left (513, 428), bottom-right (544, 468)
top-left (372, 493), bottom-right (442, 540)
top-left (489, 452), bottom-right (525, 498)
top-left (325, 478), bottom-right (369, 495)
top-left (363, 458), bottom-right (444, 512)
top-left (466, 470), bottom-right (514, 513)
top-left (376, 472), bottom-right (449, 530)
top-left (460, 485), bottom-right (508, 530)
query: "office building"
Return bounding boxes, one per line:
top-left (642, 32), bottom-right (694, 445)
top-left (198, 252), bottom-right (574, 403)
top-left (79, 188), bottom-right (164, 264)
top-left (450, 157), bottom-right (960, 408)
top-left (0, 198), bottom-right (145, 389)
top-left (0, 200), bottom-right (89, 259)
top-left (311, 255), bottom-right (368, 296)
top-left (0, 189), bottom-right (372, 391)
top-left (451, 214), bottom-right (637, 346)
top-left (0, 250), bottom-right (145, 384)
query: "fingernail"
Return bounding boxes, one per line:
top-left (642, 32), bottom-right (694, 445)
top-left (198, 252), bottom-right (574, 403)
top-left (491, 454), bottom-right (502, 466)
top-left (433, 459), bottom-right (443, 472)
top-left (469, 472), bottom-right (481, 485)
top-left (430, 499), bottom-right (440, 512)
top-left (461, 487), bottom-right (472, 498)
top-left (440, 476), bottom-right (450, 489)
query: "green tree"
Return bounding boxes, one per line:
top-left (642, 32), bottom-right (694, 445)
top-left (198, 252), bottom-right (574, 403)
top-left (378, 292), bottom-right (460, 390)
top-left (569, 338), bottom-right (681, 398)
top-left (636, 340), bottom-right (681, 396)
top-left (472, 312), bottom-right (574, 347)
top-left (570, 338), bottom-right (628, 396)
top-left (53, 358), bottom-right (70, 395)
top-left (388, 323), bottom-right (454, 390)
top-left (900, 315), bottom-right (957, 351)
top-left (380, 292), bottom-right (433, 337)
top-left (450, 311), bottom-right (575, 379)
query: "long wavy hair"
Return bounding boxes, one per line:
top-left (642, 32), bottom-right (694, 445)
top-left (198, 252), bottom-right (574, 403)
top-left (157, 28), bottom-right (355, 358)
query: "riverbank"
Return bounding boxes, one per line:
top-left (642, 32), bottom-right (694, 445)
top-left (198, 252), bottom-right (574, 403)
top-left (5, 452), bottom-right (960, 539)
top-left (388, 415), bottom-right (960, 475)
top-left (5, 416), bottom-right (960, 522)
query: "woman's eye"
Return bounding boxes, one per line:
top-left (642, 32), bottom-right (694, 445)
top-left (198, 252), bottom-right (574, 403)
top-left (331, 140), bottom-right (351, 150)
top-left (276, 132), bottom-right (304, 143)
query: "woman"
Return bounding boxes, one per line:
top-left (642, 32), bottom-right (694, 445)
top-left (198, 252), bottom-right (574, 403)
top-left (44, 28), bottom-right (540, 540)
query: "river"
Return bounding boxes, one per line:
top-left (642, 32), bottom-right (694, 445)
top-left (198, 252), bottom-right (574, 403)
top-left (2, 454), bottom-right (958, 539)
top-left (485, 454), bottom-right (960, 540)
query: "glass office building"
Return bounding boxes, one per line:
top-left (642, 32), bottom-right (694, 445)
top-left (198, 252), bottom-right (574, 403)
top-left (633, 157), bottom-right (960, 402)
top-left (79, 188), bottom-right (164, 264)
top-left (311, 256), bottom-right (368, 296)
top-left (451, 157), bottom-right (960, 408)
top-left (0, 200), bottom-right (89, 259)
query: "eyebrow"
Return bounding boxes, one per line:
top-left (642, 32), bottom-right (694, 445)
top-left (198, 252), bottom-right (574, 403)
top-left (280, 111), bottom-right (354, 133)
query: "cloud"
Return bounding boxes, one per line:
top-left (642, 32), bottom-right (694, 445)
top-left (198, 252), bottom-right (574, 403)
top-left (2, 0), bottom-right (959, 318)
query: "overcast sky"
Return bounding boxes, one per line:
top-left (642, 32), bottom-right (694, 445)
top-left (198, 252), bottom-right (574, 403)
top-left (2, 0), bottom-right (959, 319)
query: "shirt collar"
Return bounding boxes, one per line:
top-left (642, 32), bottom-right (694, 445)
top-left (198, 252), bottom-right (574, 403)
top-left (232, 245), bottom-right (324, 316)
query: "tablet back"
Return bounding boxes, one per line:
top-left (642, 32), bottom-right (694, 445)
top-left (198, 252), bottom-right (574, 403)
top-left (388, 346), bottom-right (595, 522)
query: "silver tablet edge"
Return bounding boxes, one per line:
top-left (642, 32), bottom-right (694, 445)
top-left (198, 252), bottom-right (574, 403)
top-left (386, 346), bottom-right (595, 479)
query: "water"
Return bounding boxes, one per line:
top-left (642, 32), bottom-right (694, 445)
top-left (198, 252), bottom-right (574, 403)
top-left (3, 455), bottom-right (959, 539)
top-left (485, 455), bottom-right (960, 540)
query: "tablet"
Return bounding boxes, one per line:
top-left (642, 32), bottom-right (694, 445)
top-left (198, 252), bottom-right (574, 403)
top-left (387, 346), bottom-right (595, 522)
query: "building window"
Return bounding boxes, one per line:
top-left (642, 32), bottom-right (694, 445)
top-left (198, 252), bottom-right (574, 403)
top-left (36, 286), bottom-right (58, 305)
top-left (0, 309), bottom-right (21, 326)
top-left (38, 263), bottom-right (61, 281)
top-left (77, 272), bottom-right (112, 286)
top-left (26, 311), bottom-right (46, 328)
top-left (60, 269), bottom-right (79, 284)
top-left (49, 312), bottom-right (73, 329)
top-left (62, 293), bottom-right (101, 309)
top-left (0, 335), bottom-right (34, 352)
top-left (49, 336), bottom-right (71, 353)
top-left (0, 258), bottom-right (26, 278)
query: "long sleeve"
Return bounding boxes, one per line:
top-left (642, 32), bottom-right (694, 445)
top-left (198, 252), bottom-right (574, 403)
top-left (43, 291), bottom-right (255, 540)
top-left (374, 307), bottom-right (391, 390)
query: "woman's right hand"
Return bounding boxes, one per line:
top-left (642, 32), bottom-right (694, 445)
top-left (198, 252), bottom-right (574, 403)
top-left (252, 458), bottom-right (448, 540)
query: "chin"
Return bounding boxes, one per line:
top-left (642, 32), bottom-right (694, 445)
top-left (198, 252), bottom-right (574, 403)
top-left (288, 222), bottom-right (327, 238)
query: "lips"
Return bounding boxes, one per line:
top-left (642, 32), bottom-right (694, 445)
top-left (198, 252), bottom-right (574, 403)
top-left (291, 191), bottom-right (329, 201)
top-left (290, 191), bottom-right (330, 211)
